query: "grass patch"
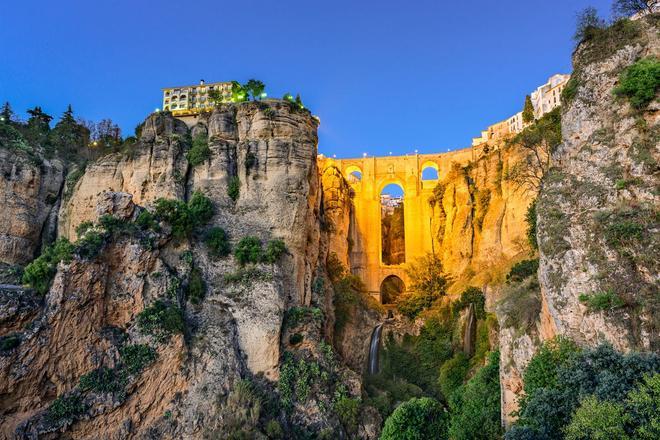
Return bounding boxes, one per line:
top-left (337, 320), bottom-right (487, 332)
top-left (579, 290), bottom-right (626, 312)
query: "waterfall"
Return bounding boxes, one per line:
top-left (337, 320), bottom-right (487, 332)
top-left (367, 324), bottom-right (384, 375)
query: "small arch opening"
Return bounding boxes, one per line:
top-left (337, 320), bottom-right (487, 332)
top-left (345, 166), bottom-right (363, 184)
top-left (381, 183), bottom-right (405, 265)
top-left (421, 161), bottom-right (439, 180)
top-left (380, 275), bottom-right (405, 304)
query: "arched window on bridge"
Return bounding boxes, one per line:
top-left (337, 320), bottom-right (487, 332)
top-left (381, 183), bottom-right (405, 265)
top-left (345, 165), bottom-right (362, 184)
top-left (421, 161), bottom-right (439, 180)
top-left (380, 275), bottom-right (405, 304)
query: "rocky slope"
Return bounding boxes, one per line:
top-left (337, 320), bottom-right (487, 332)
top-left (537, 14), bottom-right (659, 352)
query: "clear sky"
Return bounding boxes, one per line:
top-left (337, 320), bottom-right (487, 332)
top-left (1, 0), bottom-right (613, 158)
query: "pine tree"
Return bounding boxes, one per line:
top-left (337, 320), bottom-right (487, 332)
top-left (522, 95), bottom-right (535, 123)
top-left (1, 102), bottom-right (14, 123)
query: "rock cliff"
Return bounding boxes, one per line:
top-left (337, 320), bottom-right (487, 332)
top-left (537, 14), bottom-right (659, 352)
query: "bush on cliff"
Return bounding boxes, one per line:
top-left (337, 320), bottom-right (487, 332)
top-left (234, 236), bottom-right (263, 265)
top-left (614, 57), bottom-right (660, 109)
top-left (380, 397), bottom-right (448, 440)
top-left (186, 134), bottom-right (211, 166)
top-left (154, 191), bottom-right (213, 239)
top-left (263, 239), bottom-right (286, 263)
top-left (137, 300), bottom-right (185, 342)
top-left (205, 227), bottom-right (231, 257)
top-left (22, 238), bottom-right (74, 294)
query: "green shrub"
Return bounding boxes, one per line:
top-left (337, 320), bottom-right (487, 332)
top-left (265, 420), bottom-right (283, 439)
top-left (79, 366), bottom-right (127, 394)
top-left (564, 396), bottom-right (629, 440)
top-left (512, 343), bottom-right (660, 439)
top-left (136, 300), bottom-right (185, 342)
top-left (228, 176), bottom-right (240, 201)
top-left (626, 373), bottom-right (660, 440)
top-left (154, 192), bottom-right (213, 238)
top-left (46, 394), bottom-right (86, 424)
top-left (452, 287), bottom-right (486, 319)
top-left (75, 230), bottom-right (105, 260)
top-left (0, 333), bottom-right (20, 352)
top-left (22, 238), bottom-right (74, 294)
top-left (234, 236), bottom-right (263, 265)
top-left (613, 57), bottom-right (660, 110)
top-left (263, 239), bottom-right (286, 264)
top-left (120, 344), bottom-right (157, 375)
top-left (75, 221), bottom-right (94, 238)
top-left (439, 352), bottom-right (469, 401)
top-left (334, 396), bottom-right (361, 435)
top-left (186, 134), bottom-right (211, 166)
top-left (523, 337), bottom-right (580, 398)
top-left (135, 209), bottom-right (159, 231)
top-left (448, 351), bottom-right (502, 440)
top-left (288, 333), bottom-right (303, 345)
top-left (187, 190), bottom-right (214, 225)
top-left (526, 200), bottom-right (538, 250)
top-left (186, 267), bottom-right (206, 305)
top-left (205, 227), bottom-right (230, 257)
top-left (507, 259), bottom-right (539, 283)
top-left (380, 397), bottom-right (448, 440)
top-left (579, 290), bottom-right (625, 312)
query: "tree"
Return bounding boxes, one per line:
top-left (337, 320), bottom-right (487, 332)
top-left (244, 79), bottom-right (265, 100)
top-left (0, 102), bottom-right (14, 123)
top-left (574, 7), bottom-right (606, 43)
top-left (24, 107), bottom-right (53, 146)
top-left (380, 397), bottom-right (448, 440)
top-left (399, 254), bottom-right (448, 318)
top-left (564, 397), bottom-right (629, 440)
top-left (448, 351), bottom-right (502, 440)
top-left (48, 105), bottom-right (90, 159)
top-left (612, 0), bottom-right (658, 18)
top-left (506, 107), bottom-right (561, 193)
top-left (208, 89), bottom-right (224, 107)
top-left (230, 81), bottom-right (248, 103)
top-left (522, 95), bottom-right (535, 123)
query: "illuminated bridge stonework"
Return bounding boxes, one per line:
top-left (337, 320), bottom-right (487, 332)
top-left (319, 145), bottom-right (485, 302)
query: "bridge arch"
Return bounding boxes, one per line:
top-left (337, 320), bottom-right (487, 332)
top-left (380, 275), bottom-right (405, 304)
top-left (421, 160), bottom-right (439, 180)
top-left (344, 165), bottom-right (363, 184)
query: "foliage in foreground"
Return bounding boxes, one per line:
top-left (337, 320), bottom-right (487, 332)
top-left (507, 342), bottom-right (660, 440)
top-left (380, 397), bottom-right (448, 440)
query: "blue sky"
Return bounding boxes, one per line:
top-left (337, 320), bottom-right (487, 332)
top-left (1, 0), bottom-right (612, 158)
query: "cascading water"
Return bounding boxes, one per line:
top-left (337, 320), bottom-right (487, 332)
top-left (367, 324), bottom-right (384, 375)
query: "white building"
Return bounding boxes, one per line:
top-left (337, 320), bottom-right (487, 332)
top-left (530, 74), bottom-right (570, 119)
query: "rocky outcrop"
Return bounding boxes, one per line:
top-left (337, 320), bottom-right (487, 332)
top-left (537, 15), bottom-right (659, 352)
top-left (58, 112), bottom-right (189, 240)
top-left (0, 149), bottom-right (64, 265)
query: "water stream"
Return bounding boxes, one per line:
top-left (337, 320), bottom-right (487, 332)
top-left (367, 323), bottom-right (384, 375)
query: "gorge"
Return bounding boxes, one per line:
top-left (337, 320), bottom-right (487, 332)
top-left (0, 10), bottom-right (658, 440)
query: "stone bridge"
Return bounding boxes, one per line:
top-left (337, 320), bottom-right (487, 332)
top-left (319, 145), bottom-right (486, 302)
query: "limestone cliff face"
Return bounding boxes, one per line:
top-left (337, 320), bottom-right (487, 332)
top-left (58, 112), bottom-right (189, 240)
top-left (0, 149), bottom-right (64, 265)
top-left (431, 145), bottom-right (534, 289)
top-left (537, 15), bottom-right (659, 352)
